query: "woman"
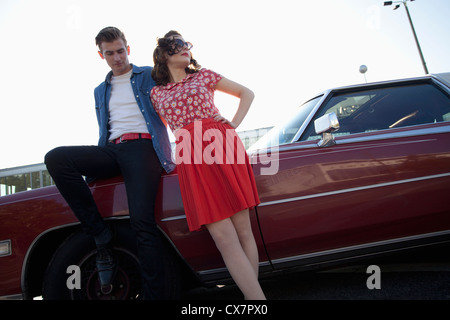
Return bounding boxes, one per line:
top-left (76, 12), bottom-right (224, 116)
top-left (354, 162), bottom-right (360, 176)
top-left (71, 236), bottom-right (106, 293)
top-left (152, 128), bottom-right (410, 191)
top-left (151, 31), bottom-right (266, 300)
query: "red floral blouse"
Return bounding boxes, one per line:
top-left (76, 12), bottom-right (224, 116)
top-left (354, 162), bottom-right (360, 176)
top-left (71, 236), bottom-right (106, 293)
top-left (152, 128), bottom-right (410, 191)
top-left (150, 69), bottom-right (223, 131)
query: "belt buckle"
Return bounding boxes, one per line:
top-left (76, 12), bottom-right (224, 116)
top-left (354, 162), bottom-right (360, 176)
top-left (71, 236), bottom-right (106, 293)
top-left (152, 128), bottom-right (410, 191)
top-left (119, 135), bottom-right (125, 143)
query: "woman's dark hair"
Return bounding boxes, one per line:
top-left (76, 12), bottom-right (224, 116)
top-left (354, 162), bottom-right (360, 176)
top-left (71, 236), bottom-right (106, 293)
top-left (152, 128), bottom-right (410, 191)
top-left (152, 30), bottom-right (201, 86)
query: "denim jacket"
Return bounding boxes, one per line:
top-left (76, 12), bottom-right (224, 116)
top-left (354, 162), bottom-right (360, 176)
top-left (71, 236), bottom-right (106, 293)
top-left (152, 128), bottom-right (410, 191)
top-left (94, 64), bottom-right (175, 173)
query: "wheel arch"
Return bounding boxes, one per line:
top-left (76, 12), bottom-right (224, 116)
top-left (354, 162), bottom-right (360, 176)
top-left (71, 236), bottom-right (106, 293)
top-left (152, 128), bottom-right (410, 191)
top-left (21, 217), bottom-right (199, 299)
top-left (22, 222), bottom-right (80, 299)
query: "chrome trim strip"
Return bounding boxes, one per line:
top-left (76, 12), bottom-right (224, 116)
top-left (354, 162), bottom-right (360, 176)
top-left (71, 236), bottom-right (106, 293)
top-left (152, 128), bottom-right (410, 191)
top-left (270, 230), bottom-right (450, 266)
top-left (259, 172), bottom-right (450, 207)
top-left (198, 261), bottom-right (272, 276)
top-left (338, 124), bottom-right (450, 145)
top-left (276, 124), bottom-right (450, 153)
top-left (161, 214), bottom-right (186, 222)
top-left (432, 75), bottom-right (450, 94)
top-left (0, 293), bottom-right (23, 300)
top-left (197, 230), bottom-right (450, 276)
top-left (198, 267), bottom-right (227, 275)
top-left (161, 173), bottom-right (450, 219)
top-left (291, 92), bottom-right (330, 143)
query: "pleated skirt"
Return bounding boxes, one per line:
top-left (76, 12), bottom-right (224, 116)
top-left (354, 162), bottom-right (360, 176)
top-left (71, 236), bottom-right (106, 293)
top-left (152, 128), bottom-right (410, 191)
top-left (175, 118), bottom-right (260, 232)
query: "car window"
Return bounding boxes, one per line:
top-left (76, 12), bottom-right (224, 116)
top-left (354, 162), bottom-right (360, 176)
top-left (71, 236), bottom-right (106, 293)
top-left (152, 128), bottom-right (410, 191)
top-left (249, 96), bottom-right (322, 150)
top-left (301, 82), bottom-right (450, 141)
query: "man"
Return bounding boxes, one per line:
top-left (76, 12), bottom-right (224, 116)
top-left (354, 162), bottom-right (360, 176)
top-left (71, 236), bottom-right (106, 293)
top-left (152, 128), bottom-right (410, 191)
top-left (45, 26), bottom-right (175, 299)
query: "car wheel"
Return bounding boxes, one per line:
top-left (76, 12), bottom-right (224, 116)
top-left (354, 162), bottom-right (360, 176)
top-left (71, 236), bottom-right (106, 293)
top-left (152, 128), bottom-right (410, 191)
top-left (42, 223), bottom-right (181, 300)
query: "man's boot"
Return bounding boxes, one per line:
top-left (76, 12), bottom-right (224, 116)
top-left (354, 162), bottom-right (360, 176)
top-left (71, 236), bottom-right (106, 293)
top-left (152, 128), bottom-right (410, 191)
top-left (96, 243), bottom-right (117, 295)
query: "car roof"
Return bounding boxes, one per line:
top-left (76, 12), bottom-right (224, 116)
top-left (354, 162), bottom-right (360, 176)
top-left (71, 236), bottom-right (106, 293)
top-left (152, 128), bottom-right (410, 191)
top-left (315, 72), bottom-right (450, 96)
top-left (433, 72), bottom-right (450, 88)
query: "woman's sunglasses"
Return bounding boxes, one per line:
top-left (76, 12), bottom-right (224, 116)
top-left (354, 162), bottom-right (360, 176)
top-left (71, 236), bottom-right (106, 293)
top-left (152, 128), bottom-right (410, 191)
top-left (167, 39), bottom-right (193, 56)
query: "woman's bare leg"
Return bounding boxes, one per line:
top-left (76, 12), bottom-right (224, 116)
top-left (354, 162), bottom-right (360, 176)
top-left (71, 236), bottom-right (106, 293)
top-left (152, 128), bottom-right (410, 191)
top-left (206, 217), bottom-right (266, 300)
top-left (230, 209), bottom-right (259, 278)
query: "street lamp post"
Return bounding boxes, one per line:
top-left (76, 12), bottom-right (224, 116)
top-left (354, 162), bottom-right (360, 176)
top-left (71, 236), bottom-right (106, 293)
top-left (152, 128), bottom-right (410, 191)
top-left (359, 65), bottom-right (368, 83)
top-left (384, 0), bottom-right (429, 74)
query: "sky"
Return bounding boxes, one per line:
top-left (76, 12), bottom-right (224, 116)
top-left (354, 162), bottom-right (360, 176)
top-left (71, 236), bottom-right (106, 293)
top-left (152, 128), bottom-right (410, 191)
top-left (0, 0), bottom-right (449, 169)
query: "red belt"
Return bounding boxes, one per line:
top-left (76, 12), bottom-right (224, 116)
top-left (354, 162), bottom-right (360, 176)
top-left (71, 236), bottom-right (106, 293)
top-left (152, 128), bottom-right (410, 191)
top-left (113, 133), bottom-right (152, 144)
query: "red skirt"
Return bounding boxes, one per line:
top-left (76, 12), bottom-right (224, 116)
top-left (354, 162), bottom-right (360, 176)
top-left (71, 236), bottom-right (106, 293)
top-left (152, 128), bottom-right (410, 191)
top-left (175, 118), bottom-right (260, 232)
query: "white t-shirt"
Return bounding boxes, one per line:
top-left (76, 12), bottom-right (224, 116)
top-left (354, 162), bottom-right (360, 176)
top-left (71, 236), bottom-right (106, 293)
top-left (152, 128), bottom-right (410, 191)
top-left (108, 69), bottom-right (148, 141)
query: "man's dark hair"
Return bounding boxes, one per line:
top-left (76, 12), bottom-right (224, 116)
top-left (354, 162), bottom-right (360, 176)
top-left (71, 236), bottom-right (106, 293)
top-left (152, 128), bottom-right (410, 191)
top-left (95, 27), bottom-right (127, 52)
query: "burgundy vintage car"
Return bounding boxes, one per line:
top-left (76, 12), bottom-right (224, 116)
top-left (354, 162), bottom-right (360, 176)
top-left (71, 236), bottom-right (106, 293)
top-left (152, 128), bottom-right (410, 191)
top-left (1, 73), bottom-right (449, 300)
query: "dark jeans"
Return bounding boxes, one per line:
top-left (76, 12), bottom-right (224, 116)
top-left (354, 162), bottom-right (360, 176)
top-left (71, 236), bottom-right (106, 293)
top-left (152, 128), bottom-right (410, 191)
top-left (45, 139), bottom-right (164, 299)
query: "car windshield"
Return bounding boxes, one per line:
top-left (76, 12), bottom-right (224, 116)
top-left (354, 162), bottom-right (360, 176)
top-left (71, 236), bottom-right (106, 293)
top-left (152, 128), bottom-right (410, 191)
top-left (301, 82), bottom-right (450, 141)
top-left (249, 95), bottom-right (322, 151)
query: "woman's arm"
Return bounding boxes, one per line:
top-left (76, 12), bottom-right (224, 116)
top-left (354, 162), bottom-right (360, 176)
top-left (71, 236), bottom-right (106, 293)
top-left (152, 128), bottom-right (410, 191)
top-left (214, 77), bottom-right (255, 129)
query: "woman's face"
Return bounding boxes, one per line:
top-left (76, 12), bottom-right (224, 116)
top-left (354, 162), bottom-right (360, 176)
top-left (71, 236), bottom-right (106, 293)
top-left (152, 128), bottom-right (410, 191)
top-left (165, 36), bottom-right (192, 68)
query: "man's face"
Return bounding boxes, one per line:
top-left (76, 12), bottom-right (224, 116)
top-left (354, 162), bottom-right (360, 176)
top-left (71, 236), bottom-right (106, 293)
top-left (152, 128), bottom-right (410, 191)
top-left (99, 39), bottom-right (131, 76)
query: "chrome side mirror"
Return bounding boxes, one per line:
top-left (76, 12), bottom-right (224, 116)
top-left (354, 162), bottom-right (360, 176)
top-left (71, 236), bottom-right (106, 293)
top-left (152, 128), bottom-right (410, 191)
top-left (314, 112), bottom-right (340, 147)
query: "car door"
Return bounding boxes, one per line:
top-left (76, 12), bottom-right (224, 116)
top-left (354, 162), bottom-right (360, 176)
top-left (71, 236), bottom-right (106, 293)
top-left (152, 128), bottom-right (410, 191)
top-left (252, 78), bottom-right (450, 268)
